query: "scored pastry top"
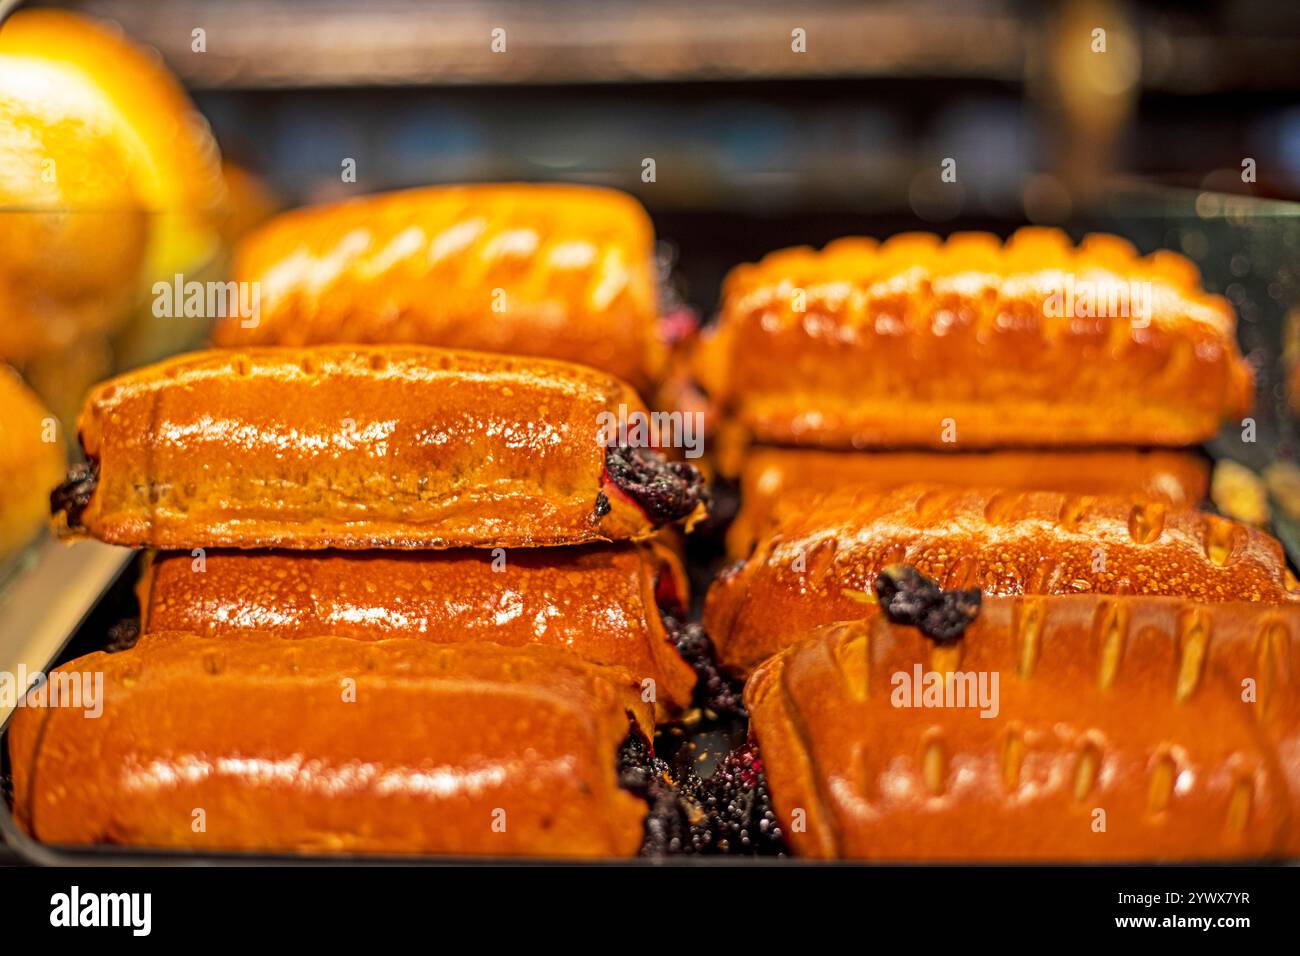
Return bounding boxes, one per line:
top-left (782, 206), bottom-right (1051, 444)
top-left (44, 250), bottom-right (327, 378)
top-left (705, 484), bottom-right (1300, 677)
top-left (725, 446), bottom-right (1212, 559)
top-left (746, 594), bottom-right (1300, 860)
top-left (723, 228), bottom-right (1226, 322)
top-left (218, 183), bottom-right (663, 392)
top-left (698, 228), bottom-right (1254, 449)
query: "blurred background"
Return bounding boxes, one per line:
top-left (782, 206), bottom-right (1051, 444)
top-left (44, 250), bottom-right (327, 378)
top-left (38, 0), bottom-right (1300, 294)
top-left (24, 0), bottom-right (1292, 452)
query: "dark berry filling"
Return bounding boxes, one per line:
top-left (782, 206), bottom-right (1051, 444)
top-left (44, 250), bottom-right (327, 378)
top-left (874, 564), bottom-right (981, 643)
top-left (104, 618), bottom-right (141, 654)
top-left (687, 743), bottom-right (786, 855)
top-left (660, 611), bottom-right (744, 718)
top-left (630, 737), bottom-right (788, 858)
top-left (603, 445), bottom-right (706, 525)
top-left (616, 725), bottom-right (693, 857)
top-left (49, 458), bottom-right (99, 530)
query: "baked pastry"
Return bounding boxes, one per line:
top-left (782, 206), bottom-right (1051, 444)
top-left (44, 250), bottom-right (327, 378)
top-left (50, 346), bottom-right (707, 549)
top-left (0, 369), bottom-right (67, 560)
top-left (697, 229), bottom-right (1253, 449)
top-left (0, 9), bottom-right (226, 281)
top-left (0, 55), bottom-right (148, 363)
top-left (214, 183), bottom-right (664, 393)
top-left (727, 447), bottom-right (1211, 558)
top-left (9, 632), bottom-right (654, 857)
top-left (138, 542), bottom-right (697, 713)
top-left (706, 484), bottom-right (1300, 676)
top-left (747, 593), bottom-right (1300, 860)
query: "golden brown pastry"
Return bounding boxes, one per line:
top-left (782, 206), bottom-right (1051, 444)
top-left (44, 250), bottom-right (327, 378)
top-left (9, 633), bottom-right (654, 857)
top-left (727, 447), bottom-right (1211, 558)
top-left (697, 229), bottom-right (1253, 449)
top-left (706, 484), bottom-right (1300, 677)
top-left (138, 542), bottom-right (697, 713)
top-left (0, 369), bottom-right (67, 560)
top-left (214, 184), bottom-right (664, 393)
top-left (747, 594), bottom-right (1300, 860)
top-left (0, 55), bottom-right (148, 363)
top-left (0, 9), bottom-right (226, 281)
top-left (50, 346), bottom-right (706, 549)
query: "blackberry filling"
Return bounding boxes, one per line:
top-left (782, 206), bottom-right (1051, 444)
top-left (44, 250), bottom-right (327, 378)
top-left (616, 725), bottom-right (692, 857)
top-left (603, 445), bottom-right (706, 525)
top-left (104, 618), bottom-right (141, 654)
top-left (660, 611), bottom-right (744, 717)
top-left (874, 564), bottom-right (981, 643)
top-left (689, 743), bottom-right (786, 856)
top-left (50, 458), bottom-right (99, 529)
top-left (634, 739), bottom-right (788, 857)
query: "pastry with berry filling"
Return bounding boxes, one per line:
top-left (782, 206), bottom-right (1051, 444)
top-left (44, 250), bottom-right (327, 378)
top-left (706, 484), bottom-right (1300, 677)
top-left (50, 345), bottom-right (706, 549)
top-left (9, 633), bottom-right (656, 857)
top-left (215, 183), bottom-right (666, 394)
top-left (747, 585), bottom-right (1300, 860)
top-left (726, 446), bottom-right (1210, 558)
top-left (696, 228), bottom-right (1253, 449)
top-left (137, 542), bottom-right (698, 716)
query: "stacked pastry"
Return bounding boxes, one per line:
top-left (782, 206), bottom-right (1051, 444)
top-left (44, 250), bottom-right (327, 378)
top-left (11, 184), bottom-right (713, 858)
top-left (699, 228), bottom-right (1251, 556)
top-left (697, 229), bottom-right (1300, 859)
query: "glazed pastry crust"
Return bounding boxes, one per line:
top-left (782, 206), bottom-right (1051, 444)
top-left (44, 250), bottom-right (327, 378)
top-left (706, 484), bottom-right (1300, 677)
top-left (217, 183), bottom-right (664, 393)
top-left (58, 345), bottom-right (689, 549)
top-left (9, 633), bottom-right (653, 857)
top-left (699, 229), bottom-right (1253, 448)
top-left (0, 369), bottom-right (66, 559)
top-left (727, 447), bottom-right (1211, 558)
top-left (138, 542), bottom-right (697, 712)
top-left (747, 595), bottom-right (1300, 860)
